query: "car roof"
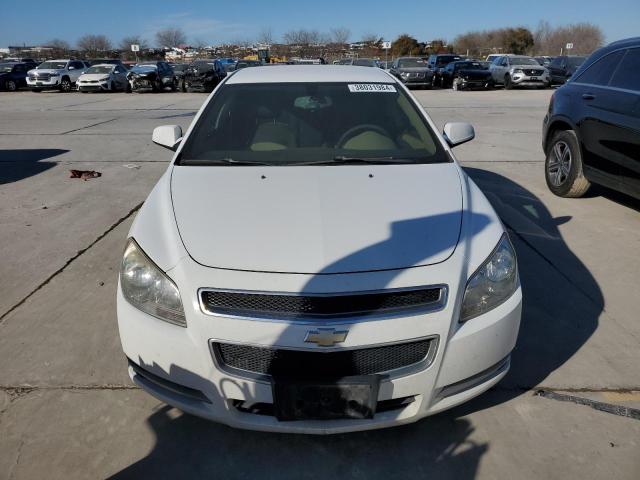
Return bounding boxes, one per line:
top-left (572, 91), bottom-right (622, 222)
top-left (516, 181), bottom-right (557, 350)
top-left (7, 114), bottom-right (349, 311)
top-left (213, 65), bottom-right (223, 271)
top-left (88, 63), bottom-right (116, 68)
top-left (226, 65), bottom-right (394, 84)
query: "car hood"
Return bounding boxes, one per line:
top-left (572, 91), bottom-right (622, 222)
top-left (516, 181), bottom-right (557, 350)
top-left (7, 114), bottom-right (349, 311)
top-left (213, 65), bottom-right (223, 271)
top-left (458, 69), bottom-right (492, 77)
top-left (130, 71), bottom-right (156, 78)
top-left (511, 64), bottom-right (545, 70)
top-left (79, 73), bottom-right (110, 81)
top-left (170, 164), bottom-right (463, 274)
top-left (32, 69), bottom-right (64, 74)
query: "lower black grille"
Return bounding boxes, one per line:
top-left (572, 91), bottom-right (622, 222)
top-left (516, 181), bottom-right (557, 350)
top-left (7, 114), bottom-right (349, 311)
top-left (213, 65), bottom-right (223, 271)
top-left (201, 287), bottom-right (443, 318)
top-left (214, 339), bottom-right (434, 378)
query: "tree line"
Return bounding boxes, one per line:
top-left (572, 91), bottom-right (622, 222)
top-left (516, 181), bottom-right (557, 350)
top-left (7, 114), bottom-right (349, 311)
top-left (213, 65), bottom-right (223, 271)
top-left (453, 22), bottom-right (604, 57)
top-left (41, 21), bottom-right (605, 60)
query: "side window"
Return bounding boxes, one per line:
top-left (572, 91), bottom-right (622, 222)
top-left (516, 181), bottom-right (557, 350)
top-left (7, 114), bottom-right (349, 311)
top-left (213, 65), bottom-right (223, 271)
top-left (574, 50), bottom-right (625, 86)
top-left (72, 61), bottom-right (84, 70)
top-left (609, 49), bottom-right (640, 92)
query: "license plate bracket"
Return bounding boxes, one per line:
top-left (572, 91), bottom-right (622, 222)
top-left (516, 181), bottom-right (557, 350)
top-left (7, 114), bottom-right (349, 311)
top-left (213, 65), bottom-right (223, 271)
top-left (272, 375), bottom-right (381, 421)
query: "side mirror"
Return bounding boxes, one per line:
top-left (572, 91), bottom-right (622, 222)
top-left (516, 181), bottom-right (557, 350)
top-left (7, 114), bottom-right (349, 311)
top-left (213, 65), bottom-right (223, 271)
top-left (152, 125), bottom-right (183, 151)
top-left (443, 122), bottom-right (475, 148)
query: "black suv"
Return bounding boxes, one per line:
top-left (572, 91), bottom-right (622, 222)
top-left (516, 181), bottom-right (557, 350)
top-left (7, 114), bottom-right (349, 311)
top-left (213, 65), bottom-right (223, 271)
top-left (542, 37), bottom-right (640, 200)
top-left (181, 59), bottom-right (226, 92)
top-left (548, 55), bottom-right (587, 85)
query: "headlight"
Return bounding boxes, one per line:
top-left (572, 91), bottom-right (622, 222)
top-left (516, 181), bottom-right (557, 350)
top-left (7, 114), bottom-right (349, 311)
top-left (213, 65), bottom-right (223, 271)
top-left (100, 76), bottom-right (110, 81)
top-left (512, 69), bottom-right (523, 74)
top-left (50, 73), bottom-right (60, 77)
top-left (460, 234), bottom-right (518, 322)
top-left (400, 72), bottom-right (410, 77)
top-left (120, 239), bottom-right (186, 326)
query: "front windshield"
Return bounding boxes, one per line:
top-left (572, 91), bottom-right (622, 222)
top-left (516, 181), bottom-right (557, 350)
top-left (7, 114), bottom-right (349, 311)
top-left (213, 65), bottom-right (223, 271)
top-left (180, 82), bottom-right (446, 166)
top-left (38, 61), bottom-right (67, 70)
top-left (511, 57), bottom-right (540, 66)
top-left (85, 66), bottom-right (113, 74)
top-left (131, 64), bottom-right (157, 73)
top-left (398, 58), bottom-right (427, 68)
top-left (0, 64), bottom-right (13, 73)
top-left (172, 64), bottom-right (187, 71)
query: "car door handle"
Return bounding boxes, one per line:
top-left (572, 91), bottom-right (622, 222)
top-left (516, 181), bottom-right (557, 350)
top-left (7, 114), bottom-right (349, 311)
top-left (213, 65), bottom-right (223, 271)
top-left (582, 93), bottom-right (595, 100)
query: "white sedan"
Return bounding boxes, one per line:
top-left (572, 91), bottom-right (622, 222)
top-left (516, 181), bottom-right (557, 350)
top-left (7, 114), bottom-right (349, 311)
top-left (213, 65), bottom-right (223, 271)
top-left (117, 65), bottom-right (522, 433)
top-left (77, 64), bottom-right (128, 92)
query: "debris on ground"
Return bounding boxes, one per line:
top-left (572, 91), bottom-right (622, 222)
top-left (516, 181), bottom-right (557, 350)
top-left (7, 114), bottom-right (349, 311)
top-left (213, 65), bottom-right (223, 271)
top-left (122, 164), bottom-right (141, 170)
top-left (69, 170), bottom-right (102, 181)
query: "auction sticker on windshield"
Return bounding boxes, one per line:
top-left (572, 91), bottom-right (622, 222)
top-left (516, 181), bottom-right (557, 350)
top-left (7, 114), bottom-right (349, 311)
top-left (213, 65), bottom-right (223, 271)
top-left (348, 84), bottom-right (397, 92)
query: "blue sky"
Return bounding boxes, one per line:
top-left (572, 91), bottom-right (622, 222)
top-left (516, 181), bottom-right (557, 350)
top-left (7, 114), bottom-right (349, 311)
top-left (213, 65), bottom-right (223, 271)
top-left (2, 0), bottom-right (638, 47)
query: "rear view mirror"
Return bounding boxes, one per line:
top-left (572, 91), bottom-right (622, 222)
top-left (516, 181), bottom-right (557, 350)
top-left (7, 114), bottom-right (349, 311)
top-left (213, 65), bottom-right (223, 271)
top-left (152, 125), bottom-right (183, 151)
top-left (443, 122), bottom-right (475, 148)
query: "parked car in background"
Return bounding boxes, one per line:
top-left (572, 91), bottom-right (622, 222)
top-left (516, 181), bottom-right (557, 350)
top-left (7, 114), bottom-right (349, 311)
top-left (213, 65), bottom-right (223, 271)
top-left (534, 56), bottom-right (554, 67)
top-left (120, 65), bottom-right (521, 433)
top-left (542, 37), bottom-right (640, 200)
top-left (3, 57), bottom-right (38, 65)
top-left (88, 59), bottom-right (125, 67)
top-left (181, 59), bottom-right (226, 92)
top-left (169, 63), bottom-right (189, 86)
top-left (437, 60), bottom-right (493, 90)
top-left (0, 62), bottom-right (31, 91)
top-left (489, 55), bottom-right (550, 89)
top-left (485, 54), bottom-right (503, 63)
top-left (127, 62), bottom-right (177, 93)
top-left (427, 54), bottom-right (463, 71)
top-left (336, 58), bottom-right (378, 67)
top-left (232, 59), bottom-right (262, 71)
top-left (390, 56), bottom-right (433, 88)
top-left (27, 59), bottom-right (89, 92)
top-left (548, 55), bottom-right (587, 85)
top-left (77, 63), bottom-right (129, 92)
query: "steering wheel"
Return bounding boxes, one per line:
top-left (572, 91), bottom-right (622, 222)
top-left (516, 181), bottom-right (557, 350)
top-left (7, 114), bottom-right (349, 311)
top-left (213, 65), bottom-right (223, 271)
top-left (336, 124), bottom-right (393, 148)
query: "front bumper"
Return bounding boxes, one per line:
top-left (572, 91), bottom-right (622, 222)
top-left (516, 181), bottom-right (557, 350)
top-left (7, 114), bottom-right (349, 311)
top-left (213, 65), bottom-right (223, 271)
top-left (118, 261), bottom-right (522, 433)
top-left (511, 73), bottom-right (550, 87)
top-left (27, 78), bottom-right (60, 88)
top-left (78, 81), bottom-right (109, 92)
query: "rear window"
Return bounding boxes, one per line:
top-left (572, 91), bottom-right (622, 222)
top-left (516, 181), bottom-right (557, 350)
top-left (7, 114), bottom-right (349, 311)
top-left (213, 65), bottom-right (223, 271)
top-left (180, 82), bottom-right (446, 166)
top-left (609, 48), bottom-right (640, 92)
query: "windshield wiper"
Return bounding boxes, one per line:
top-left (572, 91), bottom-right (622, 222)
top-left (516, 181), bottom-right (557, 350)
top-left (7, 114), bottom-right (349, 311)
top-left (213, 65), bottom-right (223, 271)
top-left (298, 156), bottom-right (426, 166)
top-left (185, 158), bottom-right (273, 166)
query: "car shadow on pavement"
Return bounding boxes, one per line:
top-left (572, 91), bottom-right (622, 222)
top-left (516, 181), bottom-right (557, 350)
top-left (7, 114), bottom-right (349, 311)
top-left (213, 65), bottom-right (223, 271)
top-left (0, 148), bottom-right (67, 184)
top-left (459, 167), bottom-right (601, 394)
top-left (110, 167), bottom-right (600, 479)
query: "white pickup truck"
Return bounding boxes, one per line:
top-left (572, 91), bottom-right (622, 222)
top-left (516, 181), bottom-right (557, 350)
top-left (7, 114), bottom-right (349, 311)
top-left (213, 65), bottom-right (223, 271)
top-left (27, 59), bottom-right (89, 92)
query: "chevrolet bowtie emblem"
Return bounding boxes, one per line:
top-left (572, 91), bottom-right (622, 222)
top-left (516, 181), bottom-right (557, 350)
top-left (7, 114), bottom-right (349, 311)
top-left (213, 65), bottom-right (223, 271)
top-left (304, 328), bottom-right (348, 347)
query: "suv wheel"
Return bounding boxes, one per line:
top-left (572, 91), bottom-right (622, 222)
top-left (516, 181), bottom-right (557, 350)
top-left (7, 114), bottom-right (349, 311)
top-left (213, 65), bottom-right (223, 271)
top-left (504, 74), bottom-right (513, 90)
top-left (60, 77), bottom-right (72, 92)
top-left (545, 130), bottom-right (590, 197)
top-left (6, 80), bottom-right (17, 91)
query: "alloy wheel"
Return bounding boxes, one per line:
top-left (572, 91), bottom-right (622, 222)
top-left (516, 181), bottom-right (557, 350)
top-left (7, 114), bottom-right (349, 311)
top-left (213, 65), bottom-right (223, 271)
top-left (547, 140), bottom-right (572, 186)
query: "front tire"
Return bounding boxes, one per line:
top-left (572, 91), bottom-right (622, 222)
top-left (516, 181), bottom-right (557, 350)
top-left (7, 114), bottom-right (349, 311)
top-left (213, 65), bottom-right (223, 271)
top-left (504, 74), bottom-right (513, 90)
top-left (545, 130), bottom-right (590, 198)
top-left (60, 77), bottom-right (72, 92)
top-left (6, 80), bottom-right (17, 91)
